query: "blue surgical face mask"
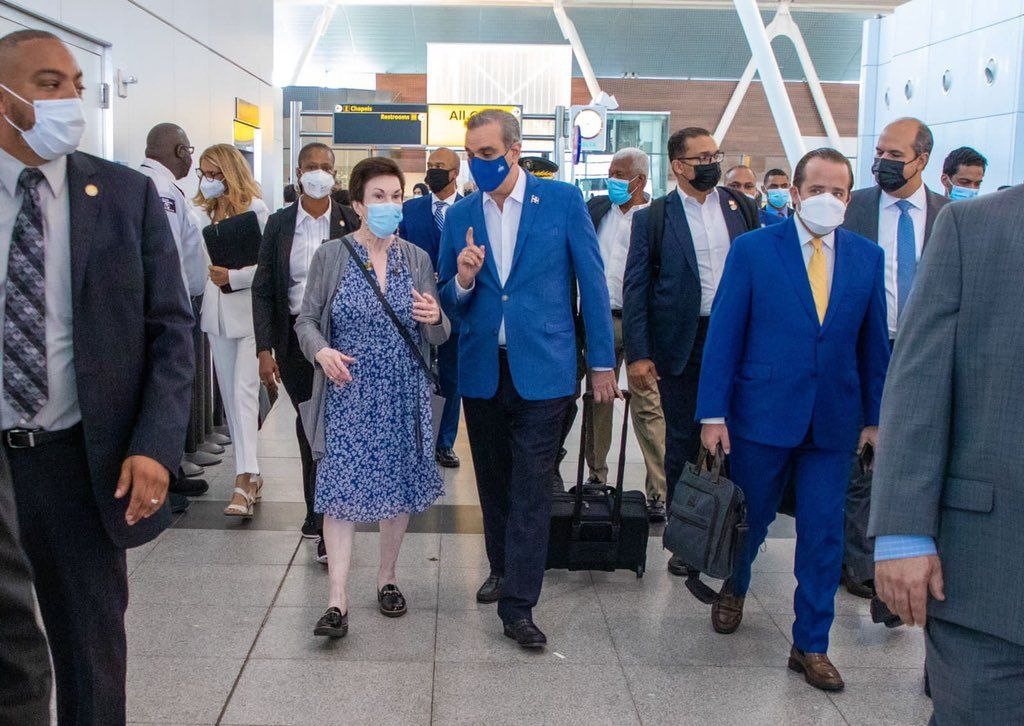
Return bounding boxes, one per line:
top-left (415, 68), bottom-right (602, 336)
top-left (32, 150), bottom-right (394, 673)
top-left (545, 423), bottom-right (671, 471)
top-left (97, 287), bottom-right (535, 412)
top-left (606, 175), bottom-right (638, 205)
top-left (364, 202), bottom-right (403, 238)
top-left (469, 152), bottom-right (512, 193)
top-left (766, 188), bottom-right (791, 209)
top-left (949, 185), bottom-right (978, 201)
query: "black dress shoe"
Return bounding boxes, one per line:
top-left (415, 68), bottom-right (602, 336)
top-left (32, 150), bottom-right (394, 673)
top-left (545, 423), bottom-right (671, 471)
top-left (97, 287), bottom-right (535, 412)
top-left (870, 595), bottom-right (902, 628)
top-left (169, 492), bottom-right (191, 514)
top-left (313, 607), bottom-right (348, 638)
top-left (476, 573), bottom-right (503, 603)
top-left (300, 517), bottom-right (319, 539)
top-left (170, 477), bottom-right (208, 497)
top-left (647, 497), bottom-right (666, 523)
top-left (435, 447), bottom-right (461, 468)
top-left (503, 619), bottom-right (547, 649)
top-left (378, 584), bottom-right (407, 617)
top-left (667, 555), bottom-right (688, 577)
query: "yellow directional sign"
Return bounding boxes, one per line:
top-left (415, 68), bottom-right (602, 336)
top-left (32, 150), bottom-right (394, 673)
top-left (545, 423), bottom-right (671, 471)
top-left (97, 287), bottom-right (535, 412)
top-left (426, 104), bottom-right (522, 147)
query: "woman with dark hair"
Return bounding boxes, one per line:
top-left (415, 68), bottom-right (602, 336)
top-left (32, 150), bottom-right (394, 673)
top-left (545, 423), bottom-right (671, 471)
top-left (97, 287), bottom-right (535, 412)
top-left (411, 182), bottom-right (429, 198)
top-left (295, 157), bottom-right (450, 638)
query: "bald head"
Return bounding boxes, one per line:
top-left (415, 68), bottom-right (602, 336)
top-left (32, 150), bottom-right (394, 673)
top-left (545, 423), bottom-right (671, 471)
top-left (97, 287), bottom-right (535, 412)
top-left (426, 147), bottom-right (460, 197)
top-left (146, 123), bottom-right (193, 180)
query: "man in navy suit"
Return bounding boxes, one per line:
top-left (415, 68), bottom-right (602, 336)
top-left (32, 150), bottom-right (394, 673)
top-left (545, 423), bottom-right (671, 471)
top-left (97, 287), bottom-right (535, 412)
top-left (399, 147), bottom-right (463, 468)
top-left (0, 31), bottom-right (194, 723)
top-left (697, 148), bottom-right (890, 692)
top-left (438, 109), bottom-right (616, 649)
top-left (622, 127), bottom-right (757, 576)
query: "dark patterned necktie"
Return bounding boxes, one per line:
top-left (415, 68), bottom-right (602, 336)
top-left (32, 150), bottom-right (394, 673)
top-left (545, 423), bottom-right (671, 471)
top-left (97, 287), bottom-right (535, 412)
top-left (4, 167), bottom-right (48, 421)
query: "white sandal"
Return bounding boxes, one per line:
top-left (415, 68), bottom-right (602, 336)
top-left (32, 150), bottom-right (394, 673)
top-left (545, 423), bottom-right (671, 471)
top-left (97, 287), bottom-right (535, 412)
top-left (224, 474), bottom-right (263, 518)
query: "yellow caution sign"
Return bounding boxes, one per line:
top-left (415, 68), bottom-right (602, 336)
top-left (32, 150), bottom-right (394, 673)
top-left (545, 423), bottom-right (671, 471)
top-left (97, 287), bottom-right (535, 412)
top-left (426, 104), bottom-right (522, 147)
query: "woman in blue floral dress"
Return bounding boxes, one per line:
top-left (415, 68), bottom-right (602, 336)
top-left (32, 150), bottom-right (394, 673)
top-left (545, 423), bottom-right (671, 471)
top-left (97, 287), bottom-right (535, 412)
top-left (294, 157), bottom-right (450, 638)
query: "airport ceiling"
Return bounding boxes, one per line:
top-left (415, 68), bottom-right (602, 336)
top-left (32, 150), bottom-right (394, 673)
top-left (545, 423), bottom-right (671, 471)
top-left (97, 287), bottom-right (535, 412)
top-left (274, 1), bottom-right (902, 86)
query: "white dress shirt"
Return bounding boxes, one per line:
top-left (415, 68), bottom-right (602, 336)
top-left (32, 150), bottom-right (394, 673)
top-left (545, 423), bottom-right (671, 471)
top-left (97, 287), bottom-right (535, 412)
top-left (139, 159), bottom-right (207, 297)
top-left (0, 148), bottom-right (80, 431)
top-left (288, 197), bottom-right (331, 315)
top-left (456, 168), bottom-right (526, 346)
top-left (678, 187), bottom-right (731, 315)
top-left (598, 197), bottom-right (649, 310)
top-left (877, 183), bottom-right (927, 337)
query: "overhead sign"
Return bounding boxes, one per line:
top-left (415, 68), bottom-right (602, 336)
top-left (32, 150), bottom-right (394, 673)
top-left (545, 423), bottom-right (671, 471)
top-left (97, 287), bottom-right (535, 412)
top-left (333, 104), bottom-right (426, 146)
top-left (426, 104), bottom-right (522, 147)
top-left (571, 104), bottom-right (608, 153)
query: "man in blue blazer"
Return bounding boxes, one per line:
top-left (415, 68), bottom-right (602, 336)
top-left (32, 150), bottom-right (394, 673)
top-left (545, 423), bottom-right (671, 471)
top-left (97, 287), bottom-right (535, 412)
top-left (697, 148), bottom-right (890, 692)
top-left (398, 147), bottom-right (463, 468)
top-left (1, 31), bottom-right (194, 723)
top-left (438, 110), bottom-right (616, 649)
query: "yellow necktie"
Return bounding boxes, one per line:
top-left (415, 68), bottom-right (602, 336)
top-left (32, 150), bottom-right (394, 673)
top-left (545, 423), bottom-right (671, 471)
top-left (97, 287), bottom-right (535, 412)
top-left (808, 237), bottom-right (829, 323)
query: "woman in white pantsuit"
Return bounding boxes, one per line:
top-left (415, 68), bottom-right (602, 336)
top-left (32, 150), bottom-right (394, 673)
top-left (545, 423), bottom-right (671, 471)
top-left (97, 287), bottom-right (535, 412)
top-left (194, 144), bottom-right (270, 517)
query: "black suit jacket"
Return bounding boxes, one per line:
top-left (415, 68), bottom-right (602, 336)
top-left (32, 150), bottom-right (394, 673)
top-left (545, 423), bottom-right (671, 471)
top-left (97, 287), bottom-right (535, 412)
top-left (622, 188), bottom-right (754, 377)
top-left (252, 201), bottom-right (359, 356)
top-left (66, 152), bottom-right (195, 548)
top-left (844, 184), bottom-right (949, 247)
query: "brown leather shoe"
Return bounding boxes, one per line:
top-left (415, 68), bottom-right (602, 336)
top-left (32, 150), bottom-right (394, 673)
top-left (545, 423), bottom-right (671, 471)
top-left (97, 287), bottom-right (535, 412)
top-left (787, 647), bottom-right (845, 692)
top-left (711, 590), bottom-right (745, 634)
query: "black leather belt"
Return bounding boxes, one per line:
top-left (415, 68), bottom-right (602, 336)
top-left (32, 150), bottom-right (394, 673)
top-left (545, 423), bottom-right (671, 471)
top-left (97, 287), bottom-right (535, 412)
top-left (2, 425), bottom-right (78, 450)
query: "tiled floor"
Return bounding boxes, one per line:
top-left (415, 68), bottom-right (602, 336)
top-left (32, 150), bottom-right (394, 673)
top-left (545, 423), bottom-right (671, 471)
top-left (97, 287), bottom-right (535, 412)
top-left (124, 395), bottom-right (934, 725)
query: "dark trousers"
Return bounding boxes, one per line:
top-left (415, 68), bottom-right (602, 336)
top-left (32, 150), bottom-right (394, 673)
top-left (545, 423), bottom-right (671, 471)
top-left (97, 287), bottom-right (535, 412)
top-left (730, 433), bottom-right (849, 653)
top-left (658, 317), bottom-right (709, 505)
top-left (926, 617), bottom-right (1024, 725)
top-left (8, 428), bottom-right (128, 726)
top-left (435, 332), bottom-right (461, 451)
top-left (462, 352), bottom-right (572, 623)
top-left (185, 295), bottom-right (204, 454)
top-left (279, 316), bottom-right (318, 526)
top-left (0, 448), bottom-right (52, 726)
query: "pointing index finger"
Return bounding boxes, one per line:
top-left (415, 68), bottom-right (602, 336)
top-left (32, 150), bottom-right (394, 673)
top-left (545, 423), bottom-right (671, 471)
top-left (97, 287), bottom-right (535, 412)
top-left (465, 226), bottom-right (475, 248)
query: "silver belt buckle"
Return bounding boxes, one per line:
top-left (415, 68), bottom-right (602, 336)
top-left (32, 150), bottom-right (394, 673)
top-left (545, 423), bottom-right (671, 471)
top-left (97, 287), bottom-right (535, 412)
top-left (4, 428), bottom-right (38, 449)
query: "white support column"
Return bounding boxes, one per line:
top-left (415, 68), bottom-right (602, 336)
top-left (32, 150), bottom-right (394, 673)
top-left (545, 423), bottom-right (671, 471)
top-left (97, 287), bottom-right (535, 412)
top-left (552, 0), bottom-right (602, 102)
top-left (289, 0), bottom-right (338, 87)
top-left (714, 58), bottom-right (757, 144)
top-left (732, 0), bottom-right (806, 166)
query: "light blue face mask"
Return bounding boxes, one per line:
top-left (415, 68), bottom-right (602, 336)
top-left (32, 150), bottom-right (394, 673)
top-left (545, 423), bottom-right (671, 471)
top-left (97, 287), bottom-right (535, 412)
top-left (364, 202), bottom-right (403, 238)
top-left (766, 188), bottom-right (791, 209)
top-left (949, 185), bottom-right (979, 201)
top-left (607, 175), bottom-right (638, 205)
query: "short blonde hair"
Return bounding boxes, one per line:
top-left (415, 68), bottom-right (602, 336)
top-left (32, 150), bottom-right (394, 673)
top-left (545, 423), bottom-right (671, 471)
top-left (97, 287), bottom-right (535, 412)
top-left (194, 143), bottom-right (262, 220)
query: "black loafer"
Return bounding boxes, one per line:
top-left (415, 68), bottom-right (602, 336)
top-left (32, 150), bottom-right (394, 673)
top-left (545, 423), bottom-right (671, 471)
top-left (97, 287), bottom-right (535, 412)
top-left (476, 574), bottom-right (503, 603)
top-left (503, 619), bottom-right (547, 649)
top-left (170, 477), bottom-right (208, 497)
top-left (647, 497), bottom-right (666, 523)
top-left (667, 555), bottom-right (688, 577)
top-left (435, 447), bottom-right (461, 468)
top-left (169, 492), bottom-right (191, 514)
top-left (300, 518), bottom-right (319, 539)
top-left (870, 595), bottom-right (902, 628)
top-left (378, 584), bottom-right (407, 617)
top-left (314, 607), bottom-right (348, 638)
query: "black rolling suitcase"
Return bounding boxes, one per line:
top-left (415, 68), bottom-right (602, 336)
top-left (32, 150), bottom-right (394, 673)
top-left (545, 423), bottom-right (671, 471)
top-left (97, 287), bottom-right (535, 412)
top-left (547, 392), bottom-right (649, 577)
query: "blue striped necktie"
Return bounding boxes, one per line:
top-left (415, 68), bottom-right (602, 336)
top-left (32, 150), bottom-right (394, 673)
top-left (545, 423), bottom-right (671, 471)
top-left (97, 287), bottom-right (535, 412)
top-left (895, 198), bottom-right (916, 320)
top-left (434, 200), bottom-right (446, 232)
top-left (4, 167), bottom-right (48, 421)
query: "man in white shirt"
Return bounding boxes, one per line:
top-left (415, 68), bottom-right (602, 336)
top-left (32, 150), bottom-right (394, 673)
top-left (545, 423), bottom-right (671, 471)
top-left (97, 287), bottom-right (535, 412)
top-left (622, 127), bottom-right (757, 576)
top-left (582, 147), bottom-right (667, 521)
top-left (842, 117), bottom-right (950, 610)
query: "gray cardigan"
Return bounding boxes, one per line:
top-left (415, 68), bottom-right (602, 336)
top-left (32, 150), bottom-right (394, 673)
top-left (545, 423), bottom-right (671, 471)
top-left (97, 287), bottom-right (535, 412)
top-left (294, 234), bottom-right (451, 460)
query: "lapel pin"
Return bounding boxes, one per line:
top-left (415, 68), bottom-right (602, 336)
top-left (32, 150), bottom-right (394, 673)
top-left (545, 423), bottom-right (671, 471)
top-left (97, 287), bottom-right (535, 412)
top-left (728, 199), bottom-right (737, 211)
top-left (530, 195), bottom-right (540, 204)
top-left (85, 183), bottom-right (99, 197)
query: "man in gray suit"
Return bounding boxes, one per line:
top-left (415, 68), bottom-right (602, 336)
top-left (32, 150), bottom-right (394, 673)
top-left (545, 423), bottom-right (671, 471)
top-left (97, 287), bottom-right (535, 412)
top-left (840, 117), bottom-right (949, 607)
top-left (871, 186), bottom-right (1024, 724)
top-left (0, 447), bottom-right (51, 725)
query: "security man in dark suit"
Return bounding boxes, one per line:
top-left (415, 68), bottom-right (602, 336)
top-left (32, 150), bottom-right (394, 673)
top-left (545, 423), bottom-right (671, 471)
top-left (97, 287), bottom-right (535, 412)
top-left (0, 30), bottom-right (194, 724)
top-left (841, 116), bottom-right (949, 613)
top-left (622, 127), bottom-right (758, 575)
top-left (253, 142), bottom-right (359, 541)
top-left (398, 147), bottom-right (464, 468)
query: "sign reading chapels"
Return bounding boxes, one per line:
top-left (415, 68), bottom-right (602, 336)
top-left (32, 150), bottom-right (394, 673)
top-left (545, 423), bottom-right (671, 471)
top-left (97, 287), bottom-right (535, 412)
top-left (426, 104), bottom-right (523, 147)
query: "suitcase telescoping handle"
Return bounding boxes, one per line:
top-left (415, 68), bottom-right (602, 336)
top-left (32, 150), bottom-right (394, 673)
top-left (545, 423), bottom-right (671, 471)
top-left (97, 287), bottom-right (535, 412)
top-left (575, 390), bottom-right (632, 524)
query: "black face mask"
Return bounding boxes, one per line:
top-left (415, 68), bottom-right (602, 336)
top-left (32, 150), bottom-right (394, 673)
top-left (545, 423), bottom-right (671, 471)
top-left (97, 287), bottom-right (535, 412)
top-left (690, 162), bottom-right (721, 192)
top-left (872, 157), bottom-right (911, 193)
top-left (424, 168), bottom-right (453, 194)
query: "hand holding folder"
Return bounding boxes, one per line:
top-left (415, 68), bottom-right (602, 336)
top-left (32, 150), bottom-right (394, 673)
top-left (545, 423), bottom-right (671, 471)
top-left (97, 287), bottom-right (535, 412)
top-left (202, 210), bottom-right (262, 293)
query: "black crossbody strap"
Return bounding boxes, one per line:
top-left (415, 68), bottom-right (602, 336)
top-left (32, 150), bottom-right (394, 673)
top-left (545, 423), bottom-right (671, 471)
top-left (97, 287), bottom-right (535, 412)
top-left (341, 237), bottom-right (440, 393)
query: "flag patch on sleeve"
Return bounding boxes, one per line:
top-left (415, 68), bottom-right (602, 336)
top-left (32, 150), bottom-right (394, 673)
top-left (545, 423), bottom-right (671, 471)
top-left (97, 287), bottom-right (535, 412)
top-left (161, 196), bottom-right (177, 213)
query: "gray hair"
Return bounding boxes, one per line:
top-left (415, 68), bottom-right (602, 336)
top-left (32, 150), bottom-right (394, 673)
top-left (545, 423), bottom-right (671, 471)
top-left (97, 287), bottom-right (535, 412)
top-left (612, 147), bottom-right (649, 177)
top-left (466, 109), bottom-right (521, 148)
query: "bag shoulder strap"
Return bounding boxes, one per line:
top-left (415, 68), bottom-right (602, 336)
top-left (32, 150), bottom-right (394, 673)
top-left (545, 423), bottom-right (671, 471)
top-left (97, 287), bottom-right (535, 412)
top-left (647, 195), bottom-right (667, 280)
top-left (340, 237), bottom-right (440, 392)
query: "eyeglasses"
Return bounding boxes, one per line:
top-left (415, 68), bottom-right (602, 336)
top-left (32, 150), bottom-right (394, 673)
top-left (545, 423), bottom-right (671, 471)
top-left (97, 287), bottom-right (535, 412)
top-left (675, 151), bottom-right (725, 166)
top-left (196, 169), bottom-right (224, 181)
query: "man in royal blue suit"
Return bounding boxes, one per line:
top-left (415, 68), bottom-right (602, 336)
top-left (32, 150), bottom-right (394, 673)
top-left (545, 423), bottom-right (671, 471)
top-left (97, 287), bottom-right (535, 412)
top-left (398, 147), bottom-right (463, 468)
top-left (696, 148), bottom-right (890, 692)
top-left (438, 109), bottom-right (617, 649)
